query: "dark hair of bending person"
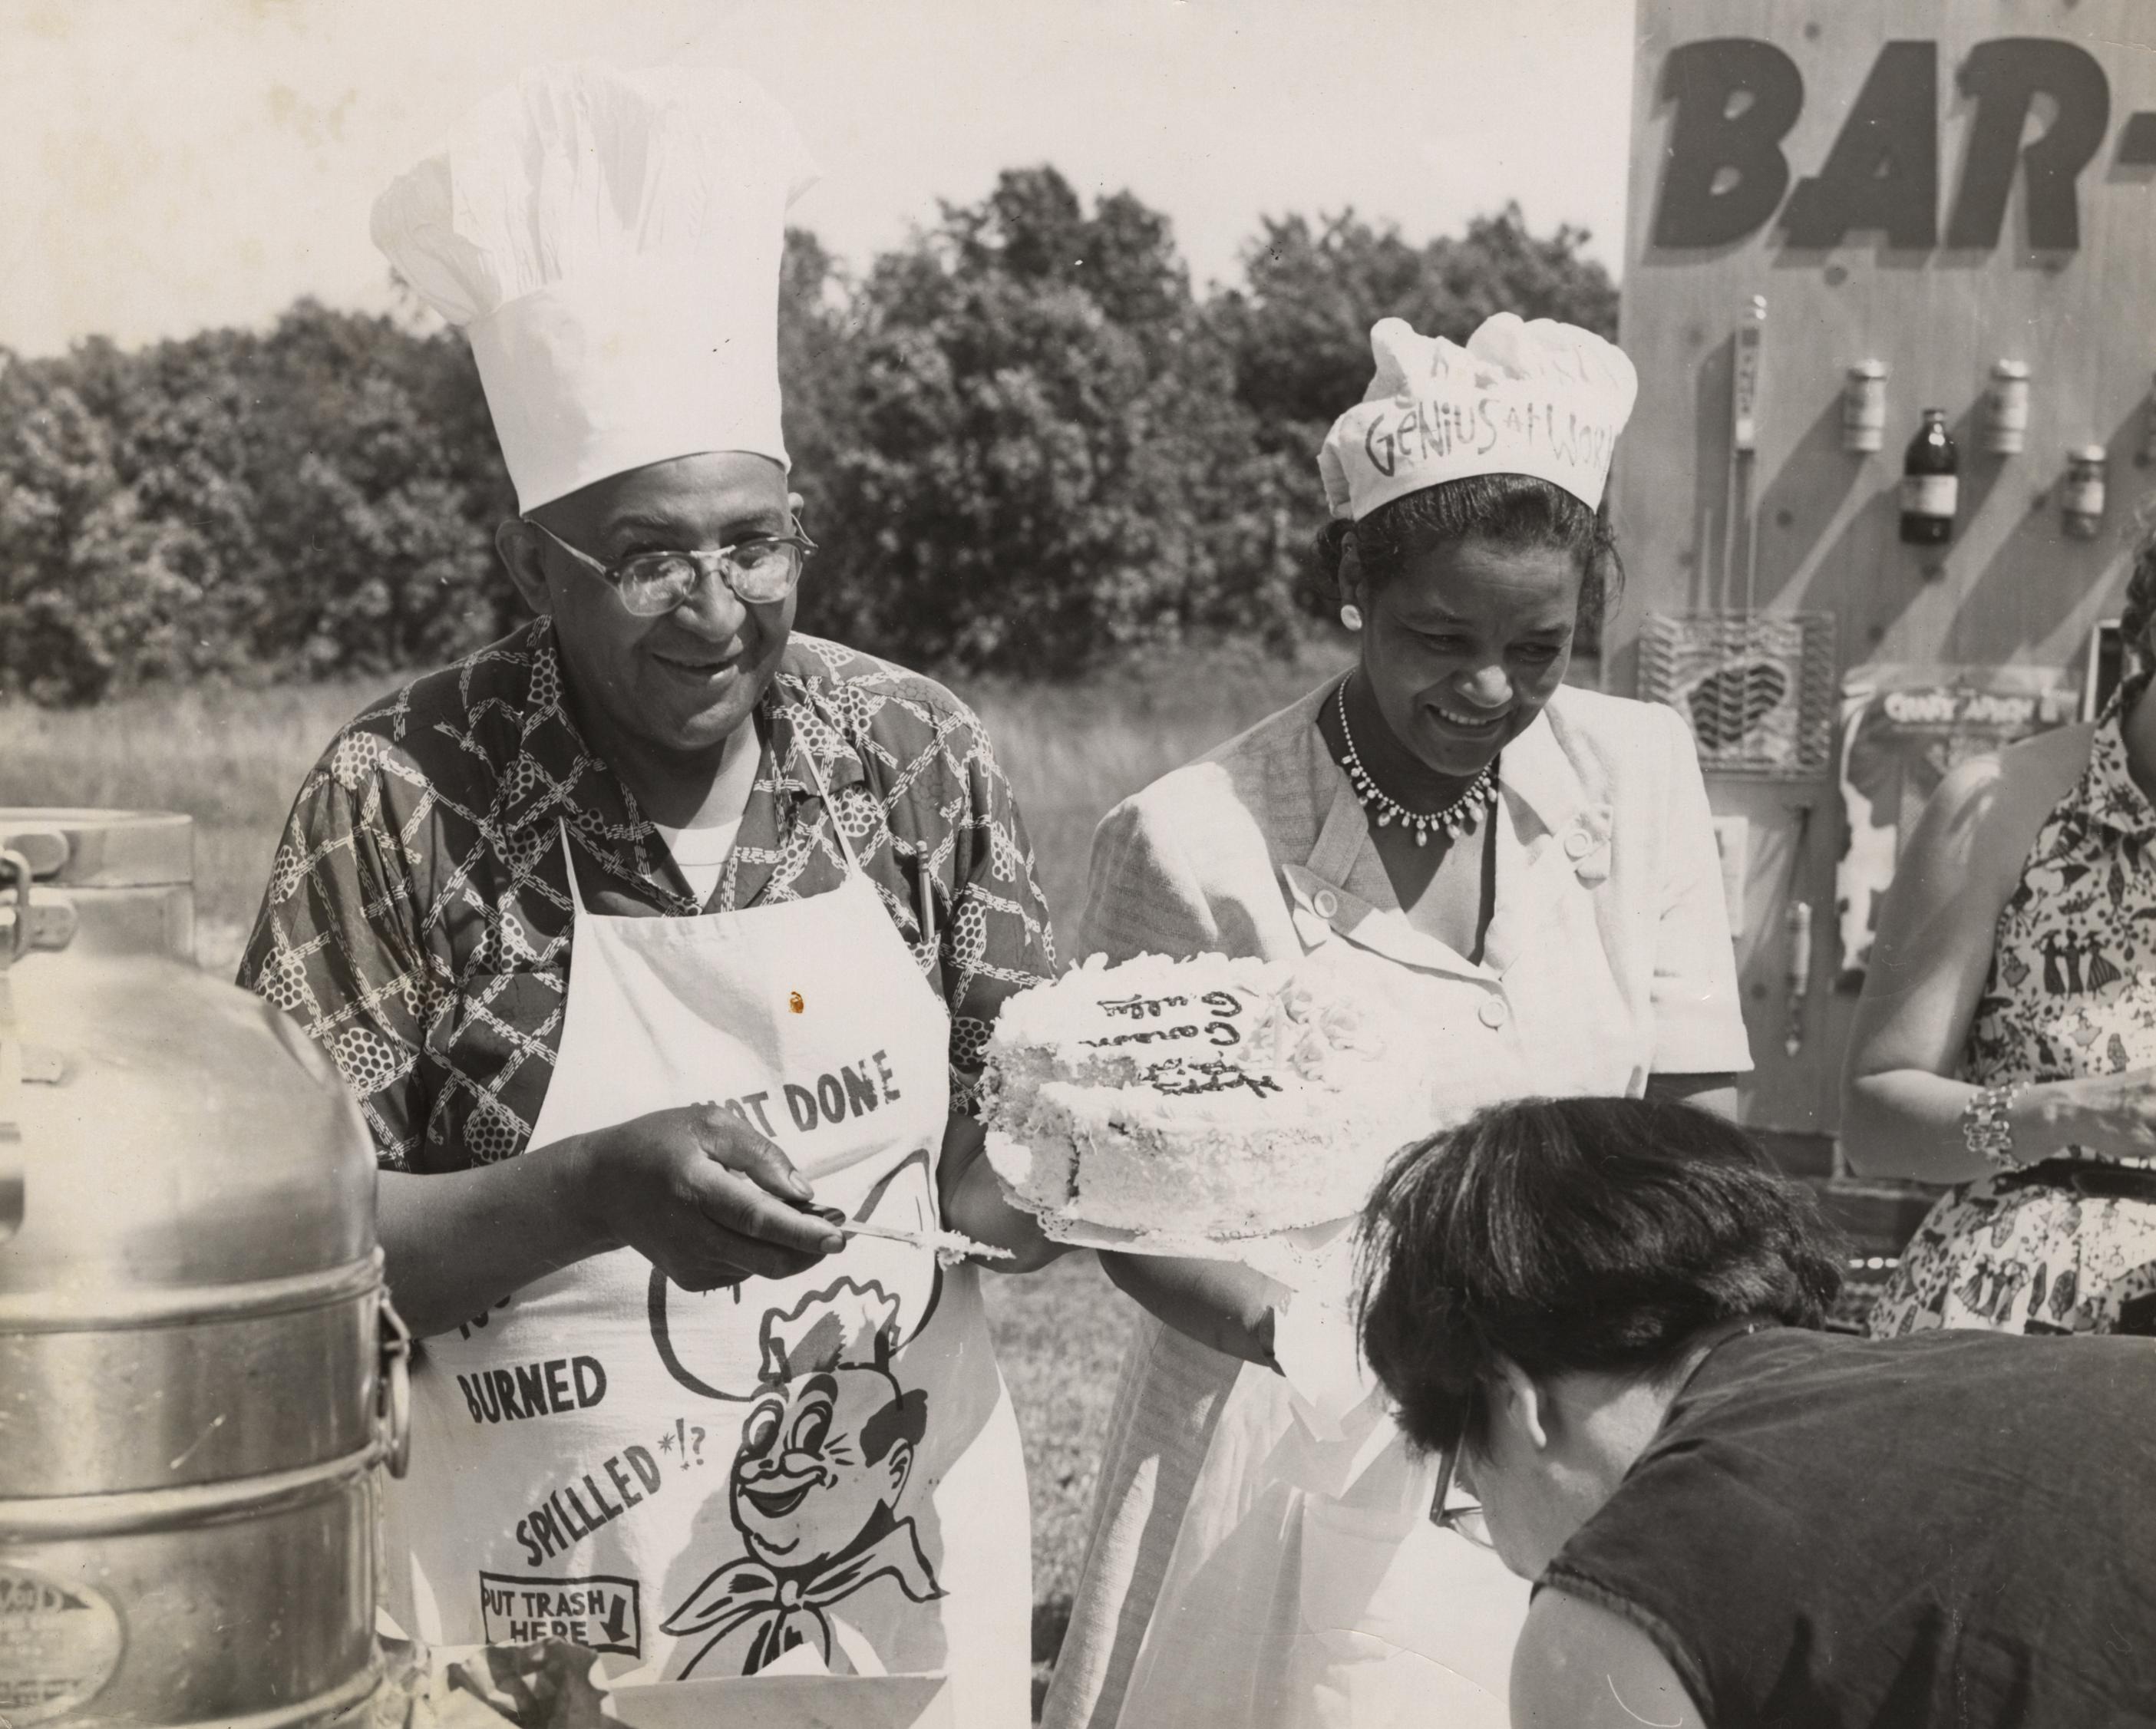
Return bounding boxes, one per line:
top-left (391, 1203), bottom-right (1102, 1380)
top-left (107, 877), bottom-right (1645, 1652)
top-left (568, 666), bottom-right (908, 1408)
top-left (1359, 1094), bottom-right (1837, 1457)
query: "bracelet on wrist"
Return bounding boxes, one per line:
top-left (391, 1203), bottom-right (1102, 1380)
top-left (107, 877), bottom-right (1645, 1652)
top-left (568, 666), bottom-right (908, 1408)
top-left (1961, 1080), bottom-right (2029, 1170)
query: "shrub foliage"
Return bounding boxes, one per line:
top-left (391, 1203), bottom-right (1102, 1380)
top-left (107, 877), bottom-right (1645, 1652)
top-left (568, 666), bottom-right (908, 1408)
top-left (0, 174), bottom-right (1613, 703)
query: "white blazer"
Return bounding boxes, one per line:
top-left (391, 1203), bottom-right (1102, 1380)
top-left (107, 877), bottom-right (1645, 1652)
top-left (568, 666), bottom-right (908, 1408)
top-left (1082, 678), bottom-right (1752, 1086)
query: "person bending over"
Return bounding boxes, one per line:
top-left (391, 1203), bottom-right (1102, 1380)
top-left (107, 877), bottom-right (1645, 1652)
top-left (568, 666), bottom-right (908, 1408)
top-left (1357, 1094), bottom-right (2156, 1729)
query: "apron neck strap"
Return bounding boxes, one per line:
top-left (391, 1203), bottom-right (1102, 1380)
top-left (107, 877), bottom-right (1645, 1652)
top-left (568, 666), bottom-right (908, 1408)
top-left (791, 726), bottom-right (867, 879)
top-left (556, 819), bottom-right (592, 915)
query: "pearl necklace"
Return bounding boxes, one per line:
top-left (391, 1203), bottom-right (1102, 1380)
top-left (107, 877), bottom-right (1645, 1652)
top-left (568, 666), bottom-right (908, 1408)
top-left (1333, 681), bottom-right (1498, 848)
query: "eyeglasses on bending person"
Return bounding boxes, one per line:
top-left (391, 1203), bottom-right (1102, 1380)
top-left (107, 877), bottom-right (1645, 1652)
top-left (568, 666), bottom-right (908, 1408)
top-left (526, 517), bottom-right (817, 615)
top-left (1428, 1387), bottom-right (1495, 1550)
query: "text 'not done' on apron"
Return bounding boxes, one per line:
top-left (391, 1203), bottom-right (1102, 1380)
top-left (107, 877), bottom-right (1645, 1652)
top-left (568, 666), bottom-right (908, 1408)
top-left (385, 742), bottom-right (1029, 1721)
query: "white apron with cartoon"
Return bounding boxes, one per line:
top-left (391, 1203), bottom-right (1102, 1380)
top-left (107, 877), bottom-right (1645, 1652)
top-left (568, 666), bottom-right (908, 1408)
top-left (385, 762), bottom-right (1029, 1726)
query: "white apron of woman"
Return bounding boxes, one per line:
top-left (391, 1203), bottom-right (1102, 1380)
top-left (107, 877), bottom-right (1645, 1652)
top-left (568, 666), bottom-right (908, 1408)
top-left (1091, 753), bottom-right (1660, 1729)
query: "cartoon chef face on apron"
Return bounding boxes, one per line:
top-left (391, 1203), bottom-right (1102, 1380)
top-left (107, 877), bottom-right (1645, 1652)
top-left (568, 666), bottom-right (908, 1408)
top-left (384, 751), bottom-right (1028, 1724)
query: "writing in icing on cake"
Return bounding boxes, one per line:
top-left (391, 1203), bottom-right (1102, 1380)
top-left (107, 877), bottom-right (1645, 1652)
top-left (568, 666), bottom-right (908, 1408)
top-left (1099, 993), bottom-right (1187, 1019)
top-left (1141, 1055), bottom-right (1283, 1100)
top-left (1098, 988), bottom-right (1246, 1021)
top-left (1085, 988), bottom-right (1249, 1056)
top-left (1085, 1025), bottom-right (1241, 1049)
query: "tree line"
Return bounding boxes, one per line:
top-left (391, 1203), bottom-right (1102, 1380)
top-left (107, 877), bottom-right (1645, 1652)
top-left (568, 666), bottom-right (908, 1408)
top-left (0, 168), bottom-right (1613, 704)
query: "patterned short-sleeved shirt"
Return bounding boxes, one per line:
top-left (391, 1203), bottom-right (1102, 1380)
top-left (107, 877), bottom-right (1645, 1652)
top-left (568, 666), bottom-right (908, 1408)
top-left (1963, 698), bottom-right (2156, 1090)
top-left (239, 617), bottom-right (1056, 1171)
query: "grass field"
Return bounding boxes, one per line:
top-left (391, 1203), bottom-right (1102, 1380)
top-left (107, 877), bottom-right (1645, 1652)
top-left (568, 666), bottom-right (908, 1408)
top-left (0, 638), bottom-right (1344, 1700)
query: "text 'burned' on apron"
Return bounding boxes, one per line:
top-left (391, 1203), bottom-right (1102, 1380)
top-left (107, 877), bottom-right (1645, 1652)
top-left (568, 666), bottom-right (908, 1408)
top-left (382, 745), bottom-right (1028, 1725)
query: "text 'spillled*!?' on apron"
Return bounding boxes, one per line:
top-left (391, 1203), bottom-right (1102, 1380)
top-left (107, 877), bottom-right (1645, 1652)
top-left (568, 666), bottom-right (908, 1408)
top-left (384, 746), bottom-right (1030, 1723)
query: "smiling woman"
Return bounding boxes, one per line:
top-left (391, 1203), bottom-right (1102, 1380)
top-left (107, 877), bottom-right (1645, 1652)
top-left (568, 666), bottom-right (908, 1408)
top-left (1316, 478), bottom-right (1616, 940)
top-left (1042, 312), bottom-right (1753, 1729)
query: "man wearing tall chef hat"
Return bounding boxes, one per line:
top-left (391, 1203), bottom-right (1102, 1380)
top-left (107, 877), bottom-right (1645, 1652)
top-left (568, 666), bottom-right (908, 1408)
top-left (239, 65), bottom-right (1054, 1711)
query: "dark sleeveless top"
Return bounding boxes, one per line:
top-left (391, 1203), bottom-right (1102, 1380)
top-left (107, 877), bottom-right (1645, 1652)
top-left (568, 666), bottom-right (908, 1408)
top-left (1543, 1328), bottom-right (2156, 1728)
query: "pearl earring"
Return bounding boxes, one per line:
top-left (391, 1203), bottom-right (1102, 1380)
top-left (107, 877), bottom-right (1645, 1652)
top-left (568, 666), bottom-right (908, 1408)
top-left (1339, 605), bottom-right (1363, 632)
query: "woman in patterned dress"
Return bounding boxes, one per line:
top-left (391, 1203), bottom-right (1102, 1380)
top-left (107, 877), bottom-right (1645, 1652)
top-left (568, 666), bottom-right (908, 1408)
top-left (1843, 532), bottom-right (2156, 1336)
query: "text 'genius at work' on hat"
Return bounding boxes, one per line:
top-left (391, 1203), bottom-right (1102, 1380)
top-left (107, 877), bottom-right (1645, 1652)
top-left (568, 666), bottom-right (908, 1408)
top-left (371, 63), bottom-right (820, 513)
top-left (1318, 314), bottom-right (1639, 521)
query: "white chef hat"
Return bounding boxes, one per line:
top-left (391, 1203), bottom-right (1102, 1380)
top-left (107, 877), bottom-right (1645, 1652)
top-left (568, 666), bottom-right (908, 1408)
top-left (372, 63), bottom-right (820, 513)
top-left (1318, 313), bottom-right (1637, 522)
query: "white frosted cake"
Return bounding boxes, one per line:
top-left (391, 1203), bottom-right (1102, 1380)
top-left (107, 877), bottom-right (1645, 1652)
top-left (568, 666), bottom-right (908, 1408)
top-left (984, 952), bottom-right (1429, 1239)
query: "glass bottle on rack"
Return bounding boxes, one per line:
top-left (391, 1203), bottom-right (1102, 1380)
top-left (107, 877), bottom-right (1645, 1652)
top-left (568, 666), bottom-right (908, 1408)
top-left (2062, 446), bottom-right (2108, 539)
top-left (1900, 408), bottom-right (1958, 545)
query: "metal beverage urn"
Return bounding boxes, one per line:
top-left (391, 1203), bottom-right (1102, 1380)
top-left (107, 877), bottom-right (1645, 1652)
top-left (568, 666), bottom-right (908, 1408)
top-left (0, 809), bottom-right (408, 1725)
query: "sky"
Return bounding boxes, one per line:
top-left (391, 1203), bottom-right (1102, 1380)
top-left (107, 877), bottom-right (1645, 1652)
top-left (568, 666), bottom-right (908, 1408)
top-left (0, 0), bottom-right (1636, 358)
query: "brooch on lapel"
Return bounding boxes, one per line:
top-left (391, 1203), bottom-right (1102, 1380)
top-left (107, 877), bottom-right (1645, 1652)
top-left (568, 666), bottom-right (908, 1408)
top-left (1566, 807), bottom-right (1614, 886)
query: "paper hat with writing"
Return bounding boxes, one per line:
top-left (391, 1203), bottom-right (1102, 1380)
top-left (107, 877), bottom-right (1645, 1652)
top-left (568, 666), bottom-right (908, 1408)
top-left (1319, 313), bottom-right (1637, 521)
top-left (371, 63), bottom-right (819, 512)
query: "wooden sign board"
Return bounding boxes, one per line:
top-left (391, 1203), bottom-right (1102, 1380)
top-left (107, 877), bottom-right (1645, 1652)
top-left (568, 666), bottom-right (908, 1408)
top-left (1612, 0), bottom-right (2156, 1161)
